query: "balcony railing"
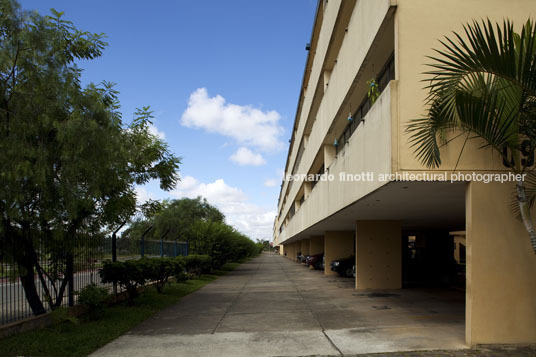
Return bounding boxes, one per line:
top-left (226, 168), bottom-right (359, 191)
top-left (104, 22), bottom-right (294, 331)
top-left (336, 54), bottom-right (394, 154)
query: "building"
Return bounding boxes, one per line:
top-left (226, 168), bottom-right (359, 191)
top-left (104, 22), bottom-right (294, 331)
top-left (273, 0), bottom-right (536, 346)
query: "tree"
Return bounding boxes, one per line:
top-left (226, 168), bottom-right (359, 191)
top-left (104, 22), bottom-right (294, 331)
top-left (0, 0), bottom-right (180, 315)
top-left (407, 19), bottom-right (536, 254)
top-left (124, 197), bottom-right (224, 242)
top-left (124, 197), bottom-right (259, 267)
top-left (256, 239), bottom-right (271, 251)
top-left (188, 219), bottom-right (259, 267)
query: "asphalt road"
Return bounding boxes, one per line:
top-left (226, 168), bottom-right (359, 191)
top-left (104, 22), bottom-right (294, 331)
top-left (1, 270), bottom-right (105, 324)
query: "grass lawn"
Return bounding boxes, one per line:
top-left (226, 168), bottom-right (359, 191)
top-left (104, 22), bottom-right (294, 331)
top-left (0, 261), bottom-right (245, 357)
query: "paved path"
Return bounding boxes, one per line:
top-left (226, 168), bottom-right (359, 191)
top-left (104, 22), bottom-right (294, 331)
top-left (92, 253), bottom-right (467, 356)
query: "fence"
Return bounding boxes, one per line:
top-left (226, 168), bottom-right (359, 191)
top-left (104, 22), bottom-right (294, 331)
top-left (0, 235), bottom-right (188, 325)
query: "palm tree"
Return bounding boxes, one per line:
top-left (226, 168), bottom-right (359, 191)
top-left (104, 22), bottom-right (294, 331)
top-left (407, 19), bottom-right (536, 254)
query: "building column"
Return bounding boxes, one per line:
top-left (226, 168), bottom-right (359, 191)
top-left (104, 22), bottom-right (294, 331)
top-left (309, 236), bottom-right (324, 255)
top-left (304, 182), bottom-right (312, 200)
top-left (324, 231), bottom-right (355, 276)
top-left (290, 242), bottom-right (299, 262)
top-left (466, 181), bottom-right (536, 346)
top-left (355, 221), bottom-right (401, 289)
top-left (324, 145), bottom-right (336, 169)
top-left (287, 243), bottom-right (295, 261)
top-left (301, 239), bottom-right (310, 257)
top-left (283, 243), bottom-right (291, 259)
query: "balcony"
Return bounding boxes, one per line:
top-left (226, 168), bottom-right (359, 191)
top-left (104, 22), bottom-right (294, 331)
top-left (280, 80), bottom-right (397, 244)
top-left (277, 0), bottom-right (395, 221)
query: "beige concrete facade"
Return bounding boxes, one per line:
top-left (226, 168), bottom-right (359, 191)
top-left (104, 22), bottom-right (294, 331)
top-left (286, 242), bottom-right (296, 261)
top-left (324, 231), bottom-right (354, 276)
top-left (309, 236), bottom-right (324, 255)
top-left (300, 239), bottom-right (310, 256)
top-left (355, 221), bottom-right (401, 289)
top-left (466, 181), bottom-right (536, 345)
top-left (274, 0), bottom-right (536, 346)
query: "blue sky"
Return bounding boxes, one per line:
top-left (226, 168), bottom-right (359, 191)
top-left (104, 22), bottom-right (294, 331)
top-left (20, 0), bottom-right (317, 240)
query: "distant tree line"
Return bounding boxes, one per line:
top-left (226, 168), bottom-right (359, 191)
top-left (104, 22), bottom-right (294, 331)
top-left (123, 197), bottom-right (260, 268)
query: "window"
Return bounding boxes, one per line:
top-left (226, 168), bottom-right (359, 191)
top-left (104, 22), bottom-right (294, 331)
top-left (335, 55), bottom-right (395, 155)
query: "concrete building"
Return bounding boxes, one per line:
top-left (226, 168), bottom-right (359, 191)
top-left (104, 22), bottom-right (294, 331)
top-left (273, 0), bottom-right (536, 347)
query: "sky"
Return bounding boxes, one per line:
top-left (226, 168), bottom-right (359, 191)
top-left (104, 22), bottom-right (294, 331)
top-left (20, 0), bottom-right (317, 241)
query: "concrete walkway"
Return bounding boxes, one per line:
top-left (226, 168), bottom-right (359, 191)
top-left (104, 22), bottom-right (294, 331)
top-left (92, 253), bottom-right (466, 356)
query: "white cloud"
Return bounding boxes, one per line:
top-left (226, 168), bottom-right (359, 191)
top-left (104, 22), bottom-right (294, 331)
top-left (263, 169), bottom-right (284, 188)
top-left (180, 88), bottom-right (285, 152)
top-left (230, 147), bottom-right (266, 166)
top-left (171, 176), bottom-right (274, 240)
top-left (264, 179), bottom-right (278, 187)
top-left (173, 176), bottom-right (247, 203)
top-left (135, 186), bottom-right (155, 205)
top-left (148, 122), bottom-right (165, 139)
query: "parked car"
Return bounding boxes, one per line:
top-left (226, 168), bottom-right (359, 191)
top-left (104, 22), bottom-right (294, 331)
top-left (330, 256), bottom-right (355, 277)
top-left (306, 253), bottom-right (324, 270)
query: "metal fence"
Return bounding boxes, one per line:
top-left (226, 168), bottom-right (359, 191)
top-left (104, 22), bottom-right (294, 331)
top-left (140, 238), bottom-right (189, 258)
top-left (0, 236), bottom-right (188, 325)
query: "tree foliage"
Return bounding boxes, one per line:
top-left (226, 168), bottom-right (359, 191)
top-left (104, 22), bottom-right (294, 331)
top-left (0, 0), bottom-right (180, 315)
top-left (124, 197), bottom-right (224, 242)
top-left (123, 197), bottom-right (260, 268)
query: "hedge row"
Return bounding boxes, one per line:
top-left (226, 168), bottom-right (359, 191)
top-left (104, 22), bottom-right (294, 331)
top-left (99, 255), bottom-right (211, 303)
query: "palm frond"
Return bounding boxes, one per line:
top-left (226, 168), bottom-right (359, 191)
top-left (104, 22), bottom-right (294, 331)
top-left (511, 170), bottom-right (536, 218)
top-left (425, 19), bottom-right (536, 100)
top-left (408, 19), bottom-right (536, 168)
top-left (406, 95), bottom-right (459, 168)
top-left (455, 86), bottom-right (519, 154)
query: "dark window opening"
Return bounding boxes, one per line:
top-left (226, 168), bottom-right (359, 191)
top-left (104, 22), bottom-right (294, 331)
top-left (459, 243), bottom-right (466, 264)
top-left (311, 164), bottom-right (325, 190)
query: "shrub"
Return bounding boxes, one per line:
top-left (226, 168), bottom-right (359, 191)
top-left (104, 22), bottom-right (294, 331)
top-left (183, 254), bottom-right (211, 275)
top-left (186, 220), bottom-right (259, 268)
top-left (143, 257), bottom-right (185, 293)
top-left (172, 257), bottom-right (189, 282)
top-left (78, 283), bottom-right (108, 320)
top-left (99, 260), bottom-right (147, 304)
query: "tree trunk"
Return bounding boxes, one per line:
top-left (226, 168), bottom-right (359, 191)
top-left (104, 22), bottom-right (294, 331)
top-left (17, 239), bottom-right (47, 315)
top-left (66, 253), bottom-right (74, 306)
top-left (53, 276), bottom-right (69, 308)
top-left (3, 218), bottom-right (47, 316)
top-left (18, 260), bottom-right (46, 315)
top-left (516, 179), bottom-right (536, 254)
